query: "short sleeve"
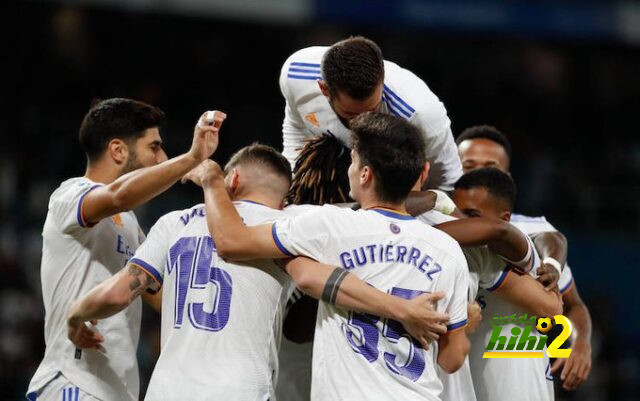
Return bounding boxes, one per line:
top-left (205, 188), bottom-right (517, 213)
top-left (50, 179), bottom-right (103, 234)
top-left (129, 213), bottom-right (176, 288)
top-left (558, 265), bottom-right (574, 294)
top-left (463, 246), bottom-right (510, 292)
top-left (445, 257), bottom-right (470, 332)
top-left (272, 207), bottom-right (331, 260)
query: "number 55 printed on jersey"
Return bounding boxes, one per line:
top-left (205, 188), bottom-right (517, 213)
top-left (168, 236), bottom-right (232, 332)
top-left (341, 287), bottom-right (426, 381)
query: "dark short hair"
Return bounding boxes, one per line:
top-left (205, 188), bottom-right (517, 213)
top-left (350, 112), bottom-right (425, 204)
top-left (322, 36), bottom-right (384, 100)
top-left (456, 125), bottom-right (512, 162)
top-left (225, 143), bottom-right (292, 184)
top-left (79, 98), bottom-right (166, 162)
top-left (454, 167), bottom-right (517, 211)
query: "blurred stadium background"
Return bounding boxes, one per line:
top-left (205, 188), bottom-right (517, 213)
top-left (3, 0), bottom-right (640, 399)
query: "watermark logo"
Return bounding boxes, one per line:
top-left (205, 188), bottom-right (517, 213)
top-left (483, 314), bottom-right (573, 359)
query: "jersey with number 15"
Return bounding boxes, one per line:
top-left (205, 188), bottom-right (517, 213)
top-left (272, 205), bottom-right (469, 401)
top-left (130, 201), bottom-right (294, 401)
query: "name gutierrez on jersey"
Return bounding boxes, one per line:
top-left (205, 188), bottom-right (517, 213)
top-left (339, 243), bottom-right (442, 280)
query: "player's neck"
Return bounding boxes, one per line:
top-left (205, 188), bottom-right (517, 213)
top-left (360, 197), bottom-right (407, 214)
top-left (232, 193), bottom-right (283, 210)
top-left (84, 161), bottom-right (120, 184)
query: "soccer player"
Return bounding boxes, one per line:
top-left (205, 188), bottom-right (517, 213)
top-left (27, 98), bottom-right (226, 401)
top-left (201, 112), bottom-right (471, 400)
top-left (452, 167), bottom-right (564, 401)
top-left (457, 125), bottom-right (593, 391)
top-left (280, 36), bottom-right (462, 190)
top-left (67, 144), bottom-right (450, 400)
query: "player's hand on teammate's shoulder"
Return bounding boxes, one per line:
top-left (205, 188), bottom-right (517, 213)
top-left (189, 110), bottom-right (227, 163)
top-left (182, 159), bottom-right (224, 187)
top-left (67, 317), bottom-right (104, 350)
top-left (396, 290), bottom-right (449, 349)
top-left (536, 263), bottom-right (560, 291)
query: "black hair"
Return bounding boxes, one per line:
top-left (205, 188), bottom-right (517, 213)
top-left (350, 112), bottom-right (425, 204)
top-left (322, 36), bottom-right (384, 100)
top-left (79, 98), bottom-right (165, 162)
top-left (454, 167), bottom-right (517, 211)
top-left (456, 125), bottom-right (512, 162)
top-left (224, 143), bottom-right (292, 185)
top-left (286, 134), bottom-right (351, 205)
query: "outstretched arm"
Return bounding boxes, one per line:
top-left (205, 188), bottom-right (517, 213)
top-left (67, 263), bottom-right (160, 349)
top-left (81, 111), bottom-right (226, 225)
top-left (191, 160), bottom-right (284, 260)
top-left (282, 257), bottom-right (449, 347)
top-left (435, 218), bottom-right (533, 273)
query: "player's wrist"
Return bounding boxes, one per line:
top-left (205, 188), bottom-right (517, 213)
top-left (542, 257), bottom-right (563, 276)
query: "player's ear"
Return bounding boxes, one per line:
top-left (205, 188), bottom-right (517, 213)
top-left (501, 210), bottom-right (512, 222)
top-left (361, 165), bottom-right (373, 186)
top-left (419, 162), bottom-right (431, 190)
top-left (318, 80), bottom-right (330, 97)
top-left (228, 168), bottom-right (240, 195)
top-left (107, 138), bottom-right (128, 165)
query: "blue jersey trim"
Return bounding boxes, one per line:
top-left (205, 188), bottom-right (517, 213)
top-left (76, 184), bottom-right (102, 228)
top-left (272, 223), bottom-right (295, 257)
top-left (287, 74), bottom-right (321, 81)
top-left (383, 93), bottom-right (412, 118)
top-left (370, 208), bottom-right (415, 220)
top-left (383, 84), bottom-right (416, 113)
top-left (447, 319), bottom-right (468, 331)
top-left (487, 266), bottom-right (511, 292)
top-left (288, 67), bottom-right (321, 74)
top-left (130, 258), bottom-right (164, 286)
top-left (560, 277), bottom-right (574, 294)
top-left (290, 62), bottom-right (321, 67)
top-left (26, 391), bottom-right (37, 401)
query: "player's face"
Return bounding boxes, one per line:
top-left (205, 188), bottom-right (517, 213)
top-left (453, 187), bottom-right (509, 221)
top-left (458, 139), bottom-right (510, 174)
top-left (122, 128), bottom-right (167, 173)
top-left (347, 149), bottom-right (363, 201)
top-left (329, 85), bottom-right (384, 128)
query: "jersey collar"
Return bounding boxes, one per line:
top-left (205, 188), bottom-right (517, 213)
top-left (368, 207), bottom-right (415, 220)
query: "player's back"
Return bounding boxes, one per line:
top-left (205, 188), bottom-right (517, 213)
top-left (29, 177), bottom-right (143, 401)
top-left (273, 205), bottom-right (469, 401)
top-left (137, 202), bottom-right (293, 401)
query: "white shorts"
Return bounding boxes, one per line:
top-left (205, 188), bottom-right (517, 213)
top-left (27, 373), bottom-right (101, 401)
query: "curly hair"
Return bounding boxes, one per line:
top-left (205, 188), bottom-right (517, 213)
top-left (286, 134), bottom-right (352, 205)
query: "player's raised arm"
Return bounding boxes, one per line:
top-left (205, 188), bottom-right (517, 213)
top-left (67, 263), bottom-right (160, 349)
top-left (435, 217), bottom-right (534, 273)
top-left (81, 111), bottom-right (226, 225)
top-left (282, 257), bottom-right (449, 347)
top-left (193, 160), bottom-right (285, 260)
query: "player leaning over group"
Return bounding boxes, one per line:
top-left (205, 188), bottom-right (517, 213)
top-left (66, 143), bottom-right (449, 401)
top-left (27, 98), bottom-right (225, 401)
top-left (280, 35), bottom-right (462, 190)
top-left (456, 125), bottom-right (592, 391)
top-left (201, 112), bottom-right (470, 400)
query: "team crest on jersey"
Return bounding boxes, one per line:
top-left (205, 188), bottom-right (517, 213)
top-left (305, 112), bottom-right (320, 127)
top-left (389, 223), bottom-right (401, 234)
top-left (111, 214), bottom-right (123, 227)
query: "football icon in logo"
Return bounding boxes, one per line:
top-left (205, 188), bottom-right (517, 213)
top-left (536, 317), bottom-right (553, 334)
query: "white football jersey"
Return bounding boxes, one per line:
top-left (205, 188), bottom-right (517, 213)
top-left (469, 244), bottom-right (554, 401)
top-left (130, 201), bottom-right (294, 401)
top-left (273, 205), bottom-right (469, 401)
top-left (28, 177), bottom-right (144, 401)
top-left (279, 46), bottom-right (462, 190)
